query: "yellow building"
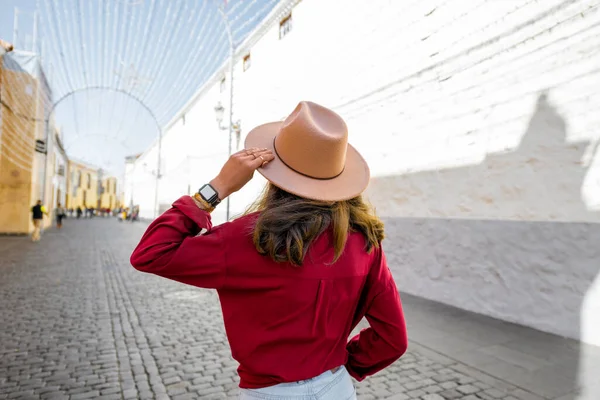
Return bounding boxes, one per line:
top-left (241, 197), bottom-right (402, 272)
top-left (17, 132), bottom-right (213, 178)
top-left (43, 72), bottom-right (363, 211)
top-left (0, 48), bottom-right (55, 234)
top-left (66, 160), bottom-right (100, 210)
top-left (1, 46), bottom-right (118, 231)
top-left (100, 176), bottom-right (119, 210)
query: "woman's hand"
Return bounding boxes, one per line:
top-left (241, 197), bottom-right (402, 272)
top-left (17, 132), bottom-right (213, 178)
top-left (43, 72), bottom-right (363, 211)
top-left (210, 148), bottom-right (275, 200)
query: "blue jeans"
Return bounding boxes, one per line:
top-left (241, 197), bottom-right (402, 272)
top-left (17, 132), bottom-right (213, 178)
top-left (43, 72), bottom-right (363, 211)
top-left (239, 366), bottom-right (356, 399)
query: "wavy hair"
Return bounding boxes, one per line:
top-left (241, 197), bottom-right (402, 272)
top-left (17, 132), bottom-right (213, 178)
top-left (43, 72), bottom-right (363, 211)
top-left (245, 183), bottom-right (385, 266)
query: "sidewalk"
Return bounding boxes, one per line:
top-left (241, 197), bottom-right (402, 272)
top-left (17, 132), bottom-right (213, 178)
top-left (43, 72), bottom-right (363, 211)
top-left (0, 219), bottom-right (598, 399)
top-left (399, 293), bottom-right (600, 400)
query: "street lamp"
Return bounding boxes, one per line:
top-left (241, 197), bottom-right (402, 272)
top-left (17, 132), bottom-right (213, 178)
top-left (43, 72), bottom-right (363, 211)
top-left (214, 101), bottom-right (241, 141)
top-left (214, 102), bottom-right (225, 127)
top-left (214, 101), bottom-right (241, 221)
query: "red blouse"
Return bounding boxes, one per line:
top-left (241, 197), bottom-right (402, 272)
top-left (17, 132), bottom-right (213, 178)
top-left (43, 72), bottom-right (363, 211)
top-left (130, 196), bottom-right (408, 388)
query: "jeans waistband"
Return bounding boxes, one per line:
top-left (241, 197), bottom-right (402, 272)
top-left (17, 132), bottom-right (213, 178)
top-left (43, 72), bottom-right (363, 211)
top-left (295, 366), bottom-right (342, 385)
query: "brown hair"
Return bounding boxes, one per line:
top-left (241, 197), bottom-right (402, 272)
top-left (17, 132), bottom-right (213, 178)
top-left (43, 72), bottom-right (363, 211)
top-left (245, 183), bottom-right (385, 266)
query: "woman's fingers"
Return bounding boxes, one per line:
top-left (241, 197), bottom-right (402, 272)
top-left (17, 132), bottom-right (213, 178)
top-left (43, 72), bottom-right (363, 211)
top-left (241, 147), bottom-right (268, 158)
top-left (241, 148), bottom-right (274, 165)
top-left (251, 150), bottom-right (275, 169)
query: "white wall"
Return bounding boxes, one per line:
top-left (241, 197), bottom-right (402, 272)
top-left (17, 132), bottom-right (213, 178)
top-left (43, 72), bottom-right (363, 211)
top-left (159, 85), bottom-right (232, 223)
top-left (126, 0), bottom-right (600, 345)
top-left (123, 161), bottom-right (134, 209)
top-left (130, 148), bottom-right (160, 219)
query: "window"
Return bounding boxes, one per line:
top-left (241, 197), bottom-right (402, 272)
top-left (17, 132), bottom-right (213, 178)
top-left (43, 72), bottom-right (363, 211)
top-left (220, 77), bottom-right (226, 93)
top-left (87, 173), bottom-right (91, 189)
top-left (243, 54), bottom-right (251, 71)
top-left (34, 139), bottom-right (46, 153)
top-left (279, 13), bottom-right (292, 39)
top-left (77, 171), bottom-right (82, 187)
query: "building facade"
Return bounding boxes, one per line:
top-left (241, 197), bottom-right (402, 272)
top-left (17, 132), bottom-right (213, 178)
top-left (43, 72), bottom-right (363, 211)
top-left (0, 49), bottom-right (57, 233)
top-left (124, 0), bottom-right (600, 346)
top-left (49, 128), bottom-right (68, 212)
top-left (66, 160), bottom-right (100, 211)
top-left (100, 176), bottom-right (119, 210)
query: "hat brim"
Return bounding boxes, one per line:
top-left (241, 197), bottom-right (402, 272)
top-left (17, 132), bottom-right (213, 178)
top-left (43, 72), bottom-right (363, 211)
top-left (245, 122), bottom-right (370, 201)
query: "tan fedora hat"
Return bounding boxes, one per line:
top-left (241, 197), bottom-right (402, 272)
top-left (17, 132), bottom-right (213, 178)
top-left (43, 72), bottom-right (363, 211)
top-left (244, 101), bottom-right (370, 201)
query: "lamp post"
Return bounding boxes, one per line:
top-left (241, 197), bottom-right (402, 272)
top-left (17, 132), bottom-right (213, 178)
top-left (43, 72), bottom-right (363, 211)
top-left (214, 101), bottom-right (241, 142)
top-left (214, 3), bottom-right (237, 222)
top-left (214, 101), bottom-right (241, 221)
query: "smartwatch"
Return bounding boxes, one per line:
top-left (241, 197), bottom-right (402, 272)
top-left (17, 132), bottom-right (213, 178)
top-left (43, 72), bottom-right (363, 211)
top-left (197, 184), bottom-right (221, 208)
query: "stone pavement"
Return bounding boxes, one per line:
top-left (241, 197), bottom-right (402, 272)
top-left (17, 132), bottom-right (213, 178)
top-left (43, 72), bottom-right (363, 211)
top-left (399, 296), bottom-right (600, 400)
top-left (0, 219), bottom-right (592, 399)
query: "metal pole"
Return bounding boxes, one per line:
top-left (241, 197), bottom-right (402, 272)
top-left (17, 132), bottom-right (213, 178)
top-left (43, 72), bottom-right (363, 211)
top-left (32, 10), bottom-right (38, 53)
top-left (13, 8), bottom-right (18, 48)
top-left (41, 64), bottom-right (50, 205)
top-left (130, 162), bottom-right (135, 209)
top-left (218, 5), bottom-right (234, 221)
top-left (154, 129), bottom-right (162, 218)
top-left (226, 41), bottom-right (234, 221)
top-left (42, 122), bottom-right (50, 204)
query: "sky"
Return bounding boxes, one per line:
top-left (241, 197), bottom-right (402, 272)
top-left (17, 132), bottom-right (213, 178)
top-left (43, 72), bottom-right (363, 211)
top-left (0, 0), bottom-right (281, 177)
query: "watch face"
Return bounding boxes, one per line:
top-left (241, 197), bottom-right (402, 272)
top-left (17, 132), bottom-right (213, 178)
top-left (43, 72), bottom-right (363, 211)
top-left (199, 185), bottom-right (216, 201)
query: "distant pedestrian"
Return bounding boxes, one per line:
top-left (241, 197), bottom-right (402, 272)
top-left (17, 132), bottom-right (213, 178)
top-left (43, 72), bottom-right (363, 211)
top-left (55, 203), bottom-right (66, 228)
top-left (76, 206), bottom-right (83, 219)
top-left (31, 200), bottom-right (48, 242)
top-left (130, 208), bottom-right (138, 222)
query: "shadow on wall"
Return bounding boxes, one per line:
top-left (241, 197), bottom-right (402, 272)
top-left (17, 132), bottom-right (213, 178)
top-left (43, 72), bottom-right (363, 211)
top-left (367, 92), bottom-right (600, 398)
top-left (370, 93), bottom-right (598, 222)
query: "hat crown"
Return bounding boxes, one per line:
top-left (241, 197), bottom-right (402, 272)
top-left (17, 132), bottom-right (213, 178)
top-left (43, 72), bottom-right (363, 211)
top-left (274, 101), bottom-right (348, 180)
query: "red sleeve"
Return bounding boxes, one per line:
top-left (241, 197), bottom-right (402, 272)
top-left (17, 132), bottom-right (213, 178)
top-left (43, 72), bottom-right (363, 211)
top-left (130, 196), bottom-right (227, 289)
top-left (345, 245), bottom-right (408, 381)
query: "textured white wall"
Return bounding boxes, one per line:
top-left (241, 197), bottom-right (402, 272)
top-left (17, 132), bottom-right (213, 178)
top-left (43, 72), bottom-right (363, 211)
top-left (123, 161), bottom-right (134, 209)
top-left (127, 0), bottom-right (600, 345)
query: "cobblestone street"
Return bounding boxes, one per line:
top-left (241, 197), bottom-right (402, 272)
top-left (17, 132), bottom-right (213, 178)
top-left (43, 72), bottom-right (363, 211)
top-left (0, 219), bottom-right (557, 399)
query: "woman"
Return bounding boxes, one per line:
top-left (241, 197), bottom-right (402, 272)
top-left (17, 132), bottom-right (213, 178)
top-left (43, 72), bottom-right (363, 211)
top-left (131, 101), bottom-right (408, 399)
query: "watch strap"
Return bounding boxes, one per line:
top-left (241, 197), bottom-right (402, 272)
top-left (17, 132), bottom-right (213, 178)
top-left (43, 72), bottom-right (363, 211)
top-left (192, 193), bottom-right (215, 213)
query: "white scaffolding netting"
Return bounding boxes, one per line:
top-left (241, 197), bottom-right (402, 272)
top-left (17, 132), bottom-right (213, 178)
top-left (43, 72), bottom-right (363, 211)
top-left (0, 0), bottom-right (281, 175)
